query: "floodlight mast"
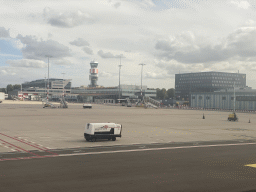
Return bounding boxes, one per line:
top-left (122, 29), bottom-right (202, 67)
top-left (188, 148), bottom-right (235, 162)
top-left (139, 63), bottom-right (146, 97)
top-left (118, 56), bottom-right (123, 102)
top-left (45, 56), bottom-right (52, 102)
top-left (233, 81), bottom-right (235, 112)
top-left (62, 73), bottom-right (66, 98)
top-left (20, 78), bottom-right (23, 100)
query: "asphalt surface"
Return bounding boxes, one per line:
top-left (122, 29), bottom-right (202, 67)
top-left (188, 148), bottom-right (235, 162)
top-left (1, 141), bottom-right (256, 192)
top-left (1, 102), bottom-right (256, 191)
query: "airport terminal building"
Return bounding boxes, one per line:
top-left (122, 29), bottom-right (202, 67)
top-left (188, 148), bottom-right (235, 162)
top-left (8, 79), bottom-right (156, 103)
top-left (175, 72), bottom-right (246, 101)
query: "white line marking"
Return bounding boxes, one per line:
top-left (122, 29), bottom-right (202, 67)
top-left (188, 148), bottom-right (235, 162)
top-left (11, 149), bottom-right (16, 151)
top-left (4, 146), bottom-right (9, 148)
top-left (58, 142), bottom-right (256, 158)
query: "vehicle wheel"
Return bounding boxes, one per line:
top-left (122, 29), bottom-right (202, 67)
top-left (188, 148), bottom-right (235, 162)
top-left (91, 138), bottom-right (96, 142)
top-left (86, 138), bottom-right (89, 141)
top-left (112, 137), bottom-right (116, 141)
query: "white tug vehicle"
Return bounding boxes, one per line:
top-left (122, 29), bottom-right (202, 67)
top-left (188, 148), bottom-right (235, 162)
top-left (84, 123), bottom-right (122, 142)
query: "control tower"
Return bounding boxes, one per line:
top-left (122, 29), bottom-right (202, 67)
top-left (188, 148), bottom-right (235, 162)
top-left (89, 60), bottom-right (98, 87)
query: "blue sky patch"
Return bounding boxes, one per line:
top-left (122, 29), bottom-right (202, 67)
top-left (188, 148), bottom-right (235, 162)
top-left (0, 39), bottom-right (23, 67)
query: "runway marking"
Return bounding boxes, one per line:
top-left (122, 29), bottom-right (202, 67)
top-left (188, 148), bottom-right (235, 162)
top-left (245, 164), bottom-right (256, 168)
top-left (0, 133), bottom-right (58, 156)
top-left (57, 142), bottom-right (256, 157)
top-left (1, 142), bottom-right (256, 162)
top-left (0, 138), bottom-right (41, 157)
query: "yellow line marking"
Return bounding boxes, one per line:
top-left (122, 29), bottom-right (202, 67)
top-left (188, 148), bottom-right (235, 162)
top-left (245, 164), bottom-right (256, 168)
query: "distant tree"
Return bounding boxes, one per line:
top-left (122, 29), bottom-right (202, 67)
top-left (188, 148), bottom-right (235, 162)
top-left (156, 88), bottom-right (161, 99)
top-left (6, 84), bottom-right (13, 93)
top-left (156, 88), bottom-right (168, 100)
top-left (0, 88), bottom-right (6, 93)
top-left (13, 84), bottom-right (21, 90)
top-left (167, 88), bottom-right (175, 98)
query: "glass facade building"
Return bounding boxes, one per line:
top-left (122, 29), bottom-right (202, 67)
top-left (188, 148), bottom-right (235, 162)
top-left (22, 79), bottom-right (71, 89)
top-left (175, 72), bottom-right (246, 101)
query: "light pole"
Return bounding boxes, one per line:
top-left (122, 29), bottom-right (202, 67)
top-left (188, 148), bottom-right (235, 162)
top-left (139, 63), bottom-right (146, 97)
top-left (44, 75), bottom-right (46, 97)
top-left (233, 80), bottom-right (236, 112)
top-left (20, 78), bottom-right (23, 100)
top-left (118, 56), bottom-right (122, 103)
top-left (61, 73), bottom-right (65, 98)
top-left (45, 56), bottom-right (52, 102)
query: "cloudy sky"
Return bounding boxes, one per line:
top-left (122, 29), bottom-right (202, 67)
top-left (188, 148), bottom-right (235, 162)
top-left (1, 0), bottom-right (256, 89)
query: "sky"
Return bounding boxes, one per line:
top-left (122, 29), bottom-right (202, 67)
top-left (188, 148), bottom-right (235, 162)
top-left (1, 0), bottom-right (256, 89)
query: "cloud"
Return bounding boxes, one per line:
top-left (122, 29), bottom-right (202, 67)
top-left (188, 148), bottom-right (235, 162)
top-left (0, 27), bottom-right (10, 38)
top-left (155, 27), bottom-right (256, 64)
top-left (114, 2), bottom-right (121, 9)
top-left (43, 7), bottom-right (94, 28)
top-left (16, 34), bottom-right (71, 60)
top-left (70, 38), bottom-right (90, 47)
top-left (82, 47), bottom-right (93, 55)
top-left (0, 53), bottom-right (22, 58)
top-left (137, 0), bottom-right (155, 7)
top-left (230, 1), bottom-right (250, 9)
top-left (98, 50), bottom-right (125, 58)
top-left (145, 71), bottom-right (169, 79)
top-left (6, 59), bottom-right (47, 68)
top-left (99, 71), bottom-right (113, 78)
top-left (0, 67), bottom-right (16, 76)
top-left (52, 59), bottom-right (71, 65)
top-left (48, 33), bottom-right (53, 38)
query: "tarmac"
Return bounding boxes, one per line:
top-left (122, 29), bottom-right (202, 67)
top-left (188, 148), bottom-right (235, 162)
top-left (0, 100), bottom-right (256, 153)
top-left (1, 100), bottom-right (256, 192)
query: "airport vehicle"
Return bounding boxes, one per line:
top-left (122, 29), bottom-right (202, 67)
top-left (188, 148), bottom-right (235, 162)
top-left (84, 123), bottom-right (122, 142)
top-left (83, 104), bottom-right (92, 109)
top-left (228, 112), bottom-right (238, 121)
top-left (0, 92), bottom-right (5, 103)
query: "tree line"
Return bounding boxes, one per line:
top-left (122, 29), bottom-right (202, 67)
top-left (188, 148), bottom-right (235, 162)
top-left (156, 88), bottom-right (175, 100)
top-left (0, 84), bottom-right (21, 93)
